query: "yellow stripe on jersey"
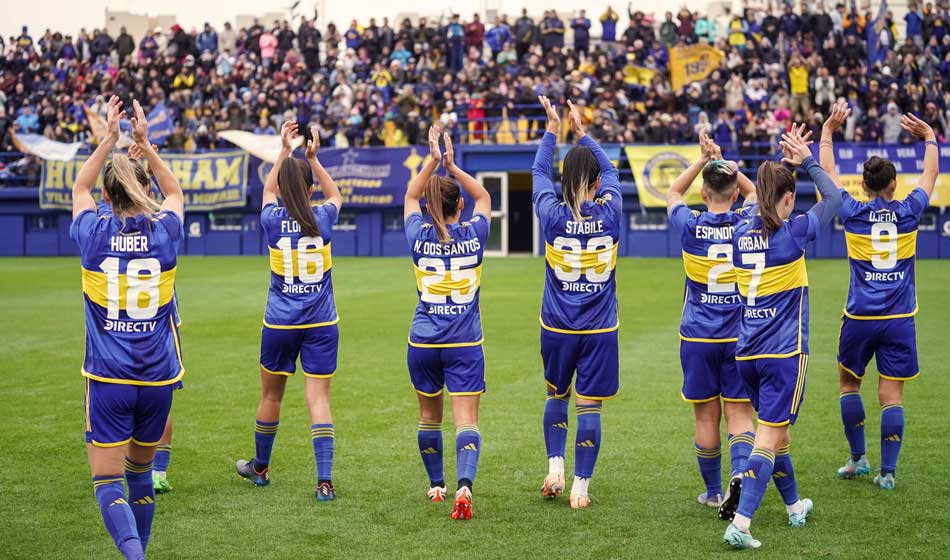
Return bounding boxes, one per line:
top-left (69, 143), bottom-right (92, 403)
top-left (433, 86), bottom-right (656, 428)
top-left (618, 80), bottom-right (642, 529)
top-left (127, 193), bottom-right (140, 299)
top-left (735, 255), bottom-right (808, 298)
top-left (681, 250), bottom-right (736, 285)
top-left (413, 265), bottom-right (482, 297)
top-left (268, 243), bottom-right (333, 278)
top-left (844, 230), bottom-right (917, 262)
top-left (82, 267), bottom-right (176, 311)
top-left (544, 242), bottom-right (618, 277)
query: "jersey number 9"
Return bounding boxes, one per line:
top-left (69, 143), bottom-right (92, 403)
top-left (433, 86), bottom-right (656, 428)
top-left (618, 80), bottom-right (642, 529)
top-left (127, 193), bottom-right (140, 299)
top-left (276, 236), bottom-right (325, 284)
top-left (870, 222), bottom-right (898, 270)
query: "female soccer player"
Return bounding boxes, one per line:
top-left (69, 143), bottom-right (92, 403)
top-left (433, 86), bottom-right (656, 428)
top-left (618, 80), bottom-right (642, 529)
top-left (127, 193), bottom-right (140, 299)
top-left (235, 122), bottom-right (344, 501)
top-left (71, 96), bottom-right (185, 560)
top-left (534, 97), bottom-right (622, 509)
top-left (723, 124), bottom-right (842, 550)
top-left (666, 130), bottom-right (757, 517)
top-left (404, 125), bottom-right (491, 521)
top-left (819, 101), bottom-right (938, 489)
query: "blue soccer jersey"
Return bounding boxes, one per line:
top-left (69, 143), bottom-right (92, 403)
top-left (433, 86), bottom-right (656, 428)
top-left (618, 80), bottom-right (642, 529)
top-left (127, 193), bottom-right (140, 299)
top-left (839, 187), bottom-right (929, 319)
top-left (261, 202), bottom-right (339, 328)
top-left (405, 212), bottom-right (489, 347)
top-left (70, 209), bottom-right (184, 385)
top-left (533, 132), bottom-right (622, 333)
top-left (671, 205), bottom-right (752, 342)
top-left (733, 207), bottom-right (818, 359)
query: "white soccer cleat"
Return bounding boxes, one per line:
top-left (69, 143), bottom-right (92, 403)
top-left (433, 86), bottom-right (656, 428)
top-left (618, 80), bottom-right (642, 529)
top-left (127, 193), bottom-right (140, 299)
top-left (541, 473), bottom-right (565, 498)
top-left (426, 485), bottom-right (447, 502)
top-left (697, 492), bottom-right (723, 508)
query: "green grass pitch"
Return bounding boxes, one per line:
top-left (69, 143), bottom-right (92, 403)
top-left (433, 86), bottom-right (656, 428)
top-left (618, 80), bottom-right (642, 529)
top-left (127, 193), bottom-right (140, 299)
top-left (2, 256), bottom-right (949, 558)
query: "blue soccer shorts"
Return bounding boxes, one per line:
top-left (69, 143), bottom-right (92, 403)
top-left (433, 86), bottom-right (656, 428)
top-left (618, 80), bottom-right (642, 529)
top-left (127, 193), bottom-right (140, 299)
top-left (407, 344), bottom-right (485, 397)
top-left (680, 340), bottom-right (749, 403)
top-left (260, 324), bottom-right (339, 378)
top-left (737, 354), bottom-right (808, 427)
top-left (84, 379), bottom-right (176, 447)
top-left (540, 329), bottom-right (619, 400)
top-left (838, 316), bottom-right (919, 381)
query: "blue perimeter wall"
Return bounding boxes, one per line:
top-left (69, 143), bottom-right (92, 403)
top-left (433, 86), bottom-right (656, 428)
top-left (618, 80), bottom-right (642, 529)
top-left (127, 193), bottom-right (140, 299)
top-left (2, 143), bottom-right (950, 258)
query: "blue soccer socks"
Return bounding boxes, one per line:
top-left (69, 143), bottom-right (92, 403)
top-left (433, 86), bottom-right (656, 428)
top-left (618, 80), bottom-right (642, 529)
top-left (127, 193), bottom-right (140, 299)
top-left (93, 475), bottom-right (144, 560)
top-left (727, 431), bottom-right (755, 477)
top-left (734, 448), bottom-right (775, 527)
top-left (455, 424), bottom-right (481, 489)
top-left (695, 443), bottom-right (723, 497)
top-left (418, 421), bottom-right (444, 486)
top-left (543, 396), bottom-right (569, 463)
top-left (771, 446), bottom-right (799, 507)
top-left (310, 423), bottom-right (335, 483)
top-left (253, 420), bottom-right (279, 470)
top-left (880, 404), bottom-right (905, 475)
top-left (152, 444), bottom-right (171, 474)
top-left (574, 404), bottom-right (602, 480)
top-left (124, 459), bottom-right (155, 551)
top-left (840, 392), bottom-right (866, 460)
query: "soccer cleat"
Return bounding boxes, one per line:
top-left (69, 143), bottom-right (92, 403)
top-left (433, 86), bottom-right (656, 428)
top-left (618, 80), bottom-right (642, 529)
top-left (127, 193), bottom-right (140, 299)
top-left (152, 471), bottom-right (172, 494)
top-left (836, 455), bottom-right (872, 479)
top-left (235, 459), bottom-right (270, 486)
top-left (718, 475), bottom-right (742, 520)
top-left (723, 523), bottom-right (761, 550)
top-left (697, 492), bottom-right (723, 508)
top-left (541, 473), bottom-right (565, 499)
top-left (427, 485), bottom-right (447, 502)
top-left (873, 472), bottom-right (896, 490)
top-left (450, 487), bottom-right (473, 520)
top-left (315, 481), bottom-right (336, 501)
top-left (569, 493), bottom-right (591, 510)
top-left (787, 498), bottom-right (814, 528)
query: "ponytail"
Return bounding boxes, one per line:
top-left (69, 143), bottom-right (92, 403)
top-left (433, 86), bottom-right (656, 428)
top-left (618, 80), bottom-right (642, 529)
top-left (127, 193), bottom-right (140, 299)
top-left (755, 161), bottom-right (796, 237)
top-left (278, 158), bottom-right (320, 238)
top-left (103, 154), bottom-right (159, 217)
top-left (424, 176), bottom-right (461, 243)
top-left (561, 146), bottom-right (600, 221)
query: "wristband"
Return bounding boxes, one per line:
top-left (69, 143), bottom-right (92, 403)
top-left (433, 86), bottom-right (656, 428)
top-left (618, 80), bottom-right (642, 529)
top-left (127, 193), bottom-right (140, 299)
top-left (925, 140), bottom-right (938, 148)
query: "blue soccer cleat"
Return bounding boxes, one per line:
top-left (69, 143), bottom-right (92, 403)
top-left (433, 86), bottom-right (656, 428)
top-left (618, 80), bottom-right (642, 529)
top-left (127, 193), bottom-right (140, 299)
top-left (788, 498), bottom-right (814, 528)
top-left (315, 481), bottom-right (336, 501)
top-left (836, 455), bottom-right (872, 479)
top-left (723, 523), bottom-right (761, 550)
top-left (236, 459), bottom-right (270, 486)
top-left (873, 472), bottom-right (896, 490)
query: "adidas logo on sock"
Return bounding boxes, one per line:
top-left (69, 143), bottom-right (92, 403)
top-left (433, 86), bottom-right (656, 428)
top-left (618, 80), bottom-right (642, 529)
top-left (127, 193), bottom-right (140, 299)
top-left (885, 434), bottom-right (901, 442)
top-left (421, 447), bottom-right (439, 454)
top-left (577, 440), bottom-right (595, 448)
top-left (551, 422), bottom-right (568, 429)
top-left (133, 496), bottom-right (155, 505)
top-left (460, 443), bottom-right (478, 452)
top-left (772, 471), bottom-right (787, 478)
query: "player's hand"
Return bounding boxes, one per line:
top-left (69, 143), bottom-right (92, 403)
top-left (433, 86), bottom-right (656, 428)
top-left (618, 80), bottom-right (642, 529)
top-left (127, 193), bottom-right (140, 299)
top-left (538, 95), bottom-right (560, 134)
top-left (901, 112), bottom-right (936, 142)
top-left (305, 126), bottom-right (319, 161)
top-left (823, 99), bottom-right (851, 133)
top-left (280, 121), bottom-right (298, 151)
top-left (781, 123), bottom-right (813, 167)
top-left (427, 124), bottom-right (442, 163)
top-left (443, 132), bottom-right (456, 171)
top-left (699, 128), bottom-right (721, 162)
top-left (130, 99), bottom-right (149, 145)
top-left (128, 143), bottom-right (158, 160)
top-left (105, 95), bottom-right (123, 144)
top-left (566, 99), bottom-right (586, 138)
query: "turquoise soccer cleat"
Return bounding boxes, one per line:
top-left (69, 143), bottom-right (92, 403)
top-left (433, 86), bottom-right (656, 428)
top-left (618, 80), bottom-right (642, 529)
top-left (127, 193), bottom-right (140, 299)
top-left (723, 523), bottom-right (761, 550)
top-left (788, 498), bottom-right (814, 528)
top-left (837, 455), bottom-right (872, 479)
top-left (873, 472), bottom-right (896, 490)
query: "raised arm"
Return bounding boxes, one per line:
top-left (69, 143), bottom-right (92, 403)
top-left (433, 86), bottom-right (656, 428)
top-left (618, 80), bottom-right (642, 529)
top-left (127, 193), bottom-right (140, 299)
top-left (443, 132), bottom-right (491, 220)
top-left (782, 123), bottom-right (841, 228)
top-left (901, 113), bottom-right (939, 197)
top-left (130, 100), bottom-right (184, 219)
top-left (305, 127), bottom-right (343, 211)
top-left (404, 124), bottom-right (441, 219)
top-left (819, 99), bottom-right (850, 187)
top-left (72, 95), bottom-right (122, 219)
top-left (532, 95), bottom-right (560, 203)
top-left (263, 121), bottom-right (297, 208)
top-left (667, 129), bottom-right (715, 212)
top-left (568, 99), bottom-right (619, 187)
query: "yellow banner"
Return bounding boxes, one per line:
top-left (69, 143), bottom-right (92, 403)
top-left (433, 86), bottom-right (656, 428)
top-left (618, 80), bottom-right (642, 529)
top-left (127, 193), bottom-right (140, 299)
top-left (624, 145), bottom-right (705, 207)
top-left (668, 45), bottom-right (724, 90)
top-left (827, 174), bottom-right (950, 207)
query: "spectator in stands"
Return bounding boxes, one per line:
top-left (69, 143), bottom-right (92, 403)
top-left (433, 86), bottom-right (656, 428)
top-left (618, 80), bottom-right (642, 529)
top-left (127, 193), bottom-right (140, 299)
top-left (485, 17), bottom-right (512, 59)
top-left (788, 55), bottom-right (811, 118)
top-left (514, 9), bottom-right (536, 60)
top-left (571, 11), bottom-right (591, 56)
top-left (540, 10), bottom-right (565, 50)
top-left (465, 13), bottom-right (485, 51)
top-left (115, 27), bottom-right (134, 63)
top-left (197, 23), bottom-right (218, 56)
top-left (907, 3), bottom-right (924, 48)
top-left (600, 6), bottom-right (619, 43)
top-left (15, 104), bottom-right (39, 133)
top-left (658, 12), bottom-right (678, 45)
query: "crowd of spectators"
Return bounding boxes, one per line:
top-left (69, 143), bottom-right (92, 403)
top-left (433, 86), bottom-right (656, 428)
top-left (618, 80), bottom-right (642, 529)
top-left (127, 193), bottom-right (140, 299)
top-left (1, 1), bottom-right (950, 162)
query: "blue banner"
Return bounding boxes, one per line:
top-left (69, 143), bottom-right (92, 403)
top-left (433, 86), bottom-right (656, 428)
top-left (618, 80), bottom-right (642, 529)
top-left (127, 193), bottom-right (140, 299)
top-left (148, 103), bottom-right (173, 146)
top-left (39, 151), bottom-right (249, 211)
